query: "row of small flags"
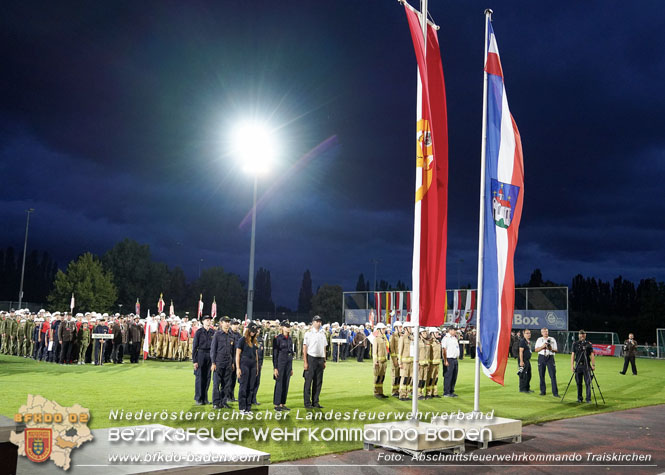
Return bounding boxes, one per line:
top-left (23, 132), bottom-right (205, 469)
top-left (134, 293), bottom-right (218, 319)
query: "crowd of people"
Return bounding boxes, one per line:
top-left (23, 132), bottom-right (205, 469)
top-left (2, 308), bottom-right (642, 411)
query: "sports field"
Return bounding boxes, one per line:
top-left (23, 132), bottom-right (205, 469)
top-left (1, 354), bottom-right (664, 462)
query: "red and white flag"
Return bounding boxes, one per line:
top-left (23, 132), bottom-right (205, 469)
top-left (143, 310), bottom-right (151, 360)
top-left (404, 2), bottom-right (448, 328)
top-left (157, 293), bottom-right (165, 313)
top-left (453, 290), bottom-right (463, 323)
top-left (135, 298), bottom-right (140, 317)
top-left (374, 292), bottom-right (382, 324)
top-left (395, 292), bottom-right (404, 321)
top-left (197, 294), bottom-right (203, 318)
top-left (169, 300), bottom-right (175, 317)
top-left (211, 297), bottom-right (217, 319)
top-left (406, 291), bottom-right (412, 322)
top-left (464, 290), bottom-right (477, 327)
top-left (70, 293), bottom-right (75, 312)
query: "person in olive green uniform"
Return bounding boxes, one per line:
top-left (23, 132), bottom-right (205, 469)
top-left (0, 314), bottom-right (6, 354)
top-left (389, 321), bottom-right (403, 397)
top-left (292, 324), bottom-right (303, 359)
top-left (7, 314), bottom-right (18, 355)
top-left (372, 323), bottom-right (389, 398)
top-left (427, 328), bottom-right (442, 397)
top-left (417, 328), bottom-right (431, 399)
top-left (24, 315), bottom-right (35, 358)
top-left (78, 319), bottom-right (92, 364)
top-left (17, 318), bottom-right (27, 357)
top-left (398, 323), bottom-right (414, 400)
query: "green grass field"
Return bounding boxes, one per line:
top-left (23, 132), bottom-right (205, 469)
top-left (1, 354), bottom-right (664, 462)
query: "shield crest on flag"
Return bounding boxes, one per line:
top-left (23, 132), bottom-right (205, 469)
top-left (25, 428), bottom-right (52, 463)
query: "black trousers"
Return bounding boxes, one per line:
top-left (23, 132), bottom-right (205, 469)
top-left (112, 341), bottom-right (124, 363)
top-left (357, 345), bottom-right (365, 362)
top-left (575, 366), bottom-right (592, 402)
top-left (238, 361), bottom-right (257, 411)
top-left (94, 341), bottom-right (106, 364)
top-left (252, 364), bottom-right (262, 403)
top-left (273, 359), bottom-right (292, 405)
top-left (622, 355), bottom-right (637, 375)
top-left (212, 362), bottom-right (232, 406)
top-left (444, 358), bottom-right (458, 395)
top-left (304, 356), bottom-right (325, 406)
top-left (538, 354), bottom-right (559, 395)
top-left (519, 359), bottom-right (531, 391)
top-left (60, 341), bottom-right (73, 364)
top-left (129, 342), bottom-right (140, 363)
top-left (229, 366), bottom-right (237, 400)
top-left (53, 339), bottom-right (61, 363)
top-left (194, 352), bottom-right (212, 403)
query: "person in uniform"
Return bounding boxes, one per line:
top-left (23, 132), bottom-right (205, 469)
top-left (534, 327), bottom-right (559, 396)
top-left (38, 315), bottom-right (50, 361)
top-left (468, 327), bottom-right (476, 359)
top-left (389, 321), bottom-right (403, 397)
top-left (24, 314), bottom-right (35, 358)
top-left (58, 313), bottom-right (76, 364)
top-left (273, 320), bottom-right (294, 411)
top-left (417, 327), bottom-right (431, 399)
top-left (427, 328), bottom-right (442, 398)
top-left (372, 322), bottom-right (389, 398)
top-left (236, 322), bottom-right (259, 414)
top-left (192, 315), bottom-right (215, 405)
top-left (353, 328), bottom-right (366, 362)
top-left (571, 329), bottom-right (595, 403)
top-left (339, 324), bottom-right (349, 361)
top-left (16, 317), bottom-right (26, 357)
top-left (303, 315), bottom-right (327, 409)
top-left (93, 317), bottom-right (110, 365)
top-left (228, 319), bottom-right (242, 401)
top-left (251, 323), bottom-right (264, 406)
top-left (111, 317), bottom-right (124, 364)
top-left (157, 314), bottom-right (167, 358)
top-left (0, 313), bottom-right (6, 354)
top-left (77, 317), bottom-right (91, 364)
top-left (442, 327), bottom-right (460, 397)
top-left (518, 329), bottom-right (534, 393)
top-left (620, 332), bottom-right (638, 375)
top-left (210, 316), bottom-right (235, 409)
top-left (128, 316), bottom-right (143, 363)
top-left (51, 313), bottom-right (62, 362)
top-left (398, 322), bottom-right (414, 400)
top-left (8, 314), bottom-right (19, 356)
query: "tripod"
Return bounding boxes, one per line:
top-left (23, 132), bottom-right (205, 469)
top-left (560, 341), bottom-right (605, 406)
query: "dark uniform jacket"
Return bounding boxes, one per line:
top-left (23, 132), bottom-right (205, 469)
top-left (58, 320), bottom-right (76, 342)
top-left (210, 329), bottom-right (235, 366)
top-left (192, 327), bottom-right (215, 362)
top-left (128, 323), bottom-right (142, 344)
top-left (272, 334), bottom-right (294, 368)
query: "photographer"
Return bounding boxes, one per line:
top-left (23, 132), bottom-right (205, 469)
top-left (620, 333), bottom-right (638, 375)
top-left (571, 329), bottom-right (595, 403)
top-left (534, 327), bottom-right (559, 397)
top-left (518, 329), bottom-right (533, 393)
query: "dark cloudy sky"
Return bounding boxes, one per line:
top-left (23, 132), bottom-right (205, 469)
top-left (1, 0), bottom-right (664, 308)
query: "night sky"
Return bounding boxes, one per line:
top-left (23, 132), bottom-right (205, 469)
top-left (2, 1), bottom-right (664, 308)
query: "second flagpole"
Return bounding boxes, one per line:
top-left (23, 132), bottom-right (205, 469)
top-left (473, 8), bottom-right (493, 415)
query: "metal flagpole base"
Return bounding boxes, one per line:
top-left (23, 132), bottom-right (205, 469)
top-left (363, 420), bottom-right (465, 455)
top-left (430, 413), bottom-right (522, 450)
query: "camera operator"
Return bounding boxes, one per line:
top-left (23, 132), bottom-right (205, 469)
top-left (619, 332), bottom-right (638, 375)
top-left (518, 329), bottom-right (533, 393)
top-left (534, 327), bottom-right (559, 397)
top-left (571, 329), bottom-right (595, 403)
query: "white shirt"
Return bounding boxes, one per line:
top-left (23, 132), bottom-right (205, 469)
top-left (303, 327), bottom-right (328, 358)
top-left (535, 336), bottom-right (557, 356)
top-left (442, 334), bottom-right (460, 359)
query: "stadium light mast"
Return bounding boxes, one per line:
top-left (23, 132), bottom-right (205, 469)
top-left (18, 208), bottom-right (35, 309)
top-left (233, 121), bottom-right (276, 321)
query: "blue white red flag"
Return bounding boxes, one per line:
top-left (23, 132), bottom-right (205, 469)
top-left (478, 19), bottom-right (524, 385)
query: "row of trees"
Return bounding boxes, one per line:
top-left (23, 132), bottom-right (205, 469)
top-left (44, 238), bottom-right (341, 320)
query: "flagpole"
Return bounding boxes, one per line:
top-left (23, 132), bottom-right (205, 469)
top-left (473, 8), bottom-right (492, 415)
top-left (410, 0), bottom-right (428, 422)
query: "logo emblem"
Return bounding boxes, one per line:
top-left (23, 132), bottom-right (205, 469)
top-left (491, 179), bottom-right (520, 229)
top-left (546, 312), bottom-right (557, 325)
top-left (416, 119), bottom-right (433, 202)
top-left (25, 428), bottom-right (52, 463)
